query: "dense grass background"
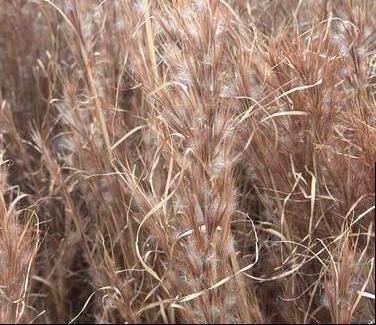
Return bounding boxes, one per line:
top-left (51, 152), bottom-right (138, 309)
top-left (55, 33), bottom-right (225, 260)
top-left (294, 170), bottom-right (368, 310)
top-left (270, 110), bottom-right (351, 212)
top-left (0, 0), bottom-right (375, 323)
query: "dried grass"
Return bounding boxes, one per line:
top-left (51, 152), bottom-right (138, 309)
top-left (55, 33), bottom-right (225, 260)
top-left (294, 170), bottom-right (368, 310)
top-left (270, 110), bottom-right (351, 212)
top-left (0, 0), bottom-right (374, 323)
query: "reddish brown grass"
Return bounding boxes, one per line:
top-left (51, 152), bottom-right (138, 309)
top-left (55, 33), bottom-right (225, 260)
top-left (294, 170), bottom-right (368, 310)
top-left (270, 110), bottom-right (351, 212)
top-left (0, 0), bottom-right (374, 323)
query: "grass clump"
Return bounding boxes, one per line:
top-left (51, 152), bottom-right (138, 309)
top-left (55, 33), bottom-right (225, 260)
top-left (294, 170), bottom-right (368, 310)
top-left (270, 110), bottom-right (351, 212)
top-left (0, 0), bottom-right (374, 323)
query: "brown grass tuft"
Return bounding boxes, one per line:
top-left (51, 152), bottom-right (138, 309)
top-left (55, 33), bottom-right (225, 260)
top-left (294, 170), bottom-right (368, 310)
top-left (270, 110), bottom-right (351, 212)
top-left (0, 0), bottom-right (374, 323)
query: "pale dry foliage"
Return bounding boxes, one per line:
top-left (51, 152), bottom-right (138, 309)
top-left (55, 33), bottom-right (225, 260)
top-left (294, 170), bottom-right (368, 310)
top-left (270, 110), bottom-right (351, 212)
top-left (0, 0), bottom-right (375, 324)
